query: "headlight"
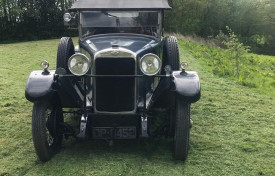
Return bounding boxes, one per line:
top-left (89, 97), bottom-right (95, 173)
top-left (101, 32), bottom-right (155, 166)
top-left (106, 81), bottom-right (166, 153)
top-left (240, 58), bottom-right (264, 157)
top-left (41, 60), bottom-right (49, 70)
top-left (63, 13), bottom-right (72, 22)
top-left (181, 62), bottom-right (188, 70)
top-left (68, 53), bottom-right (90, 76)
top-left (140, 54), bottom-right (162, 76)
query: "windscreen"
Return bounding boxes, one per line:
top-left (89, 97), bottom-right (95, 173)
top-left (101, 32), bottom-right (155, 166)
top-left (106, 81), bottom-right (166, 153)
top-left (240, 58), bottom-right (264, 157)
top-left (80, 11), bottom-right (161, 38)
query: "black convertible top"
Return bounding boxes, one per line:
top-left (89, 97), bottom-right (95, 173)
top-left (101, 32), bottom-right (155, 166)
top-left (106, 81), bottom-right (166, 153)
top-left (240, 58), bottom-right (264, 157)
top-left (69, 0), bottom-right (171, 11)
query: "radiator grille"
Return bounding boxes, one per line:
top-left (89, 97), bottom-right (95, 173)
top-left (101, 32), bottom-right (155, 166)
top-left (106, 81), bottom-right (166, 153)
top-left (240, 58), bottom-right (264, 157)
top-left (95, 57), bottom-right (136, 112)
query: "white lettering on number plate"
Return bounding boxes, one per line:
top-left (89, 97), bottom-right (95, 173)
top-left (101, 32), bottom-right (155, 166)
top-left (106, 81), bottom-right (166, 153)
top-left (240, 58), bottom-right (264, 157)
top-left (93, 127), bottom-right (136, 139)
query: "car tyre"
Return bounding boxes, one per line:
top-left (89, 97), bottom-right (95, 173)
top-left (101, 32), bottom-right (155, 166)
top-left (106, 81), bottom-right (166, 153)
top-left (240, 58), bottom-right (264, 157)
top-left (165, 36), bottom-right (180, 131)
top-left (32, 101), bottom-right (63, 162)
top-left (164, 36), bottom-right (180, 70)
top-left (173, 97), bottom-right (190, 161)
top-left (56, 37), bottom-right (75, 73)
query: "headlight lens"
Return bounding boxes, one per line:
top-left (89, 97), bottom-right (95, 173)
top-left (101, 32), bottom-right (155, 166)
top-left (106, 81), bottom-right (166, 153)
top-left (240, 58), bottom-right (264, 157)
top-left (41, 60), bottom-right (49, 70)
top-left (68, 53), bottom-right (90, 76)
top-left (63, 13), bottom-right (72, 22)
top-left (181, 62), bottom-right (188, 70)
top-left (140, 54), bottom-right (161, 76)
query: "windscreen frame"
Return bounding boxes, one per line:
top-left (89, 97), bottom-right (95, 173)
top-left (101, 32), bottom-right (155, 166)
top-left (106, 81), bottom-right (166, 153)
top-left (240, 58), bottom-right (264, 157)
top-left (79, 10), bottom-right (163, 39)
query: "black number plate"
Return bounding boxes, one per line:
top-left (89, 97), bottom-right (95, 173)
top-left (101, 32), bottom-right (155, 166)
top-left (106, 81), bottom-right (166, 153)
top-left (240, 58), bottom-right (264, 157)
top-left (92, 127), bottom-right (136, 139)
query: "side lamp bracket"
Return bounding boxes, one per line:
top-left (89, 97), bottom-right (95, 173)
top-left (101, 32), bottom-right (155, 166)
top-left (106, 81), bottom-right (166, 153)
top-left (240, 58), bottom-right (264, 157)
top-left (164, 65), bottom-right (172, 77)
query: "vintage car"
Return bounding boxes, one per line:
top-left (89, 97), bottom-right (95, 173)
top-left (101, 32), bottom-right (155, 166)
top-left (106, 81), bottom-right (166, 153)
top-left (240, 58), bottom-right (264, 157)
top-left (25, 0), bottom-right (201, 162)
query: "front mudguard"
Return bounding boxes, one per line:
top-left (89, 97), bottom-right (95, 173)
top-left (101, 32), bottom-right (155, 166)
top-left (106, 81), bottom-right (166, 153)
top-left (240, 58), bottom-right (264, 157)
top-left (172, 71), bottom-right (201, 103)
top-left (25, 70), bottom-right (56, 102)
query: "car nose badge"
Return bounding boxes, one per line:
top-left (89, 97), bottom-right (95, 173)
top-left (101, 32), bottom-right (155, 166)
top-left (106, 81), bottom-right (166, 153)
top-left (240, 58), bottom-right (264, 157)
top-left (111, 50), bottom-right (120, 56)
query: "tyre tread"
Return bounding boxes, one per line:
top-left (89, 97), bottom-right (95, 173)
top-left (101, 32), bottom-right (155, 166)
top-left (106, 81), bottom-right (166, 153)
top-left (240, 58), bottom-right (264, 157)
top-left (56, 37), bottom-right (75, 73)
top-left (32, 102), bottom-right (62, 162)
top-left (174, 98), bottom-right (190, 161)
top-left (165, 36), bottom-right (180, 70)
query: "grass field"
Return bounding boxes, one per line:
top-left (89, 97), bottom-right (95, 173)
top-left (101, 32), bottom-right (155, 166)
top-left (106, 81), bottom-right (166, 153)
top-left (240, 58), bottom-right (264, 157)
top-left (0, 38), bottom-right (274, 175)
top-left (178, 40), bottom-right (275, 97)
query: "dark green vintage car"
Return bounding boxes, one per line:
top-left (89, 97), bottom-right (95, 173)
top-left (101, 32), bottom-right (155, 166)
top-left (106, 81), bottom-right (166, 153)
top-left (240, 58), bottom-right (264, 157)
top-left (25, 0), bottom-right (200, 162)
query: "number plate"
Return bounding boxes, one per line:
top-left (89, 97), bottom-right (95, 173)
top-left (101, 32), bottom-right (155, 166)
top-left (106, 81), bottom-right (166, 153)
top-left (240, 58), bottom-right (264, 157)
top-left (92, 127), bottom-right (136, 139)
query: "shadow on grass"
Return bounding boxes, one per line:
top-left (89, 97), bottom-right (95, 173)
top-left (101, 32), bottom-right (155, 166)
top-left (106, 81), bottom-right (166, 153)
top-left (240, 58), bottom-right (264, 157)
top-left (29, 138), bottom-right (188, 175)
top-left (57, 137), bottom-right (175, 162)
top-left (45, 110), bottom-right (179, 163)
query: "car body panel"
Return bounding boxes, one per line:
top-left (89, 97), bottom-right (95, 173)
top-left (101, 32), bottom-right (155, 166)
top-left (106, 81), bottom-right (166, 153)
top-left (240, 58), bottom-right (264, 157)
top-left (80, 34), bottom-right (162, 57)
top-left (25, 70), bottom-right (55, 102)
top-left (172, 71), bottom-right (201, 103)
top-left (25, 70), bottom-right (83, 107)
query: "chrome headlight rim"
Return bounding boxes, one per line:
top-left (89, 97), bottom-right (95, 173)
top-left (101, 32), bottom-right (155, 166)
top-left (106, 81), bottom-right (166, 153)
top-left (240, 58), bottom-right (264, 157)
top-left (140, 53), bottom-right (162, 76)
top-left (68, 53), bottom-right (90, 76)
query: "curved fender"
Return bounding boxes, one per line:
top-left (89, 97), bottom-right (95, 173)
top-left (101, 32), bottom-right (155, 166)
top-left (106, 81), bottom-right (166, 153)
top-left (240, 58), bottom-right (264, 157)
top-left (172, 71), bottom-right (201, 103)
top-left (25, 70), bottom-right (56, 102)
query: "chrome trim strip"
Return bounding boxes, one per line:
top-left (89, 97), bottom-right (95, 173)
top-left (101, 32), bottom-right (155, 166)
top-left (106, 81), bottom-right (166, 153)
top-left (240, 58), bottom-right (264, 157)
top-left (94, 48), bottom-right (136, 58)
top-left (93, 47), bottom-right (137, 114)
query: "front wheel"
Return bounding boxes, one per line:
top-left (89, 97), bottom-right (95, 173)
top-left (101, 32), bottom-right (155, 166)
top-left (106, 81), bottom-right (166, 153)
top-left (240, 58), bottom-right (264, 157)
top-left (32, 102), bottom-right (63, 161)
top-left (173, 97), bottom-right (190, 161)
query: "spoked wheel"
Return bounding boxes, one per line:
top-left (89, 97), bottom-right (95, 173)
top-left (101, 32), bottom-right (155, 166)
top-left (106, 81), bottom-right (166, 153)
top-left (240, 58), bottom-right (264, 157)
top-left (173, 97), bottom-right (191, 161)
top-left (32, 101), bottom-right (63, 161)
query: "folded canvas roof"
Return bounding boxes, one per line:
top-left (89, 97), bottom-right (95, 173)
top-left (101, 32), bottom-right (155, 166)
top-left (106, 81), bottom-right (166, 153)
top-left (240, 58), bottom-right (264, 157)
top-left (69, 0), bottom-right (171, 11)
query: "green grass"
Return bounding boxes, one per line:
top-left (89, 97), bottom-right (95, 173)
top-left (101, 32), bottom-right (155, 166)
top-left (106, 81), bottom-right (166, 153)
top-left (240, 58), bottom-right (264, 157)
top-left (180, 40), bottom-right (275, 96)
top-left (0, 38), bottom-right (274, 175)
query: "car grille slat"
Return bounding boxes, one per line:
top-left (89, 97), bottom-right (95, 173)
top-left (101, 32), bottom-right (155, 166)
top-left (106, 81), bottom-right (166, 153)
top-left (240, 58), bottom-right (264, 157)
top-left (95, 57), bottom-right (135, 112)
